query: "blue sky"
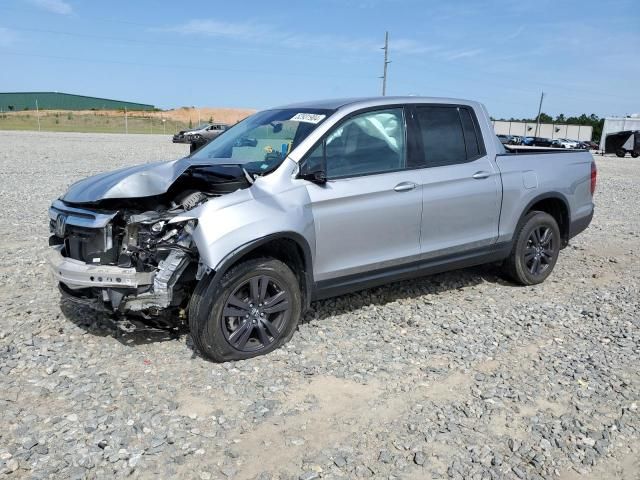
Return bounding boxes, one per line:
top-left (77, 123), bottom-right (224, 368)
top-left (0, 0), bottom-right (638, 118)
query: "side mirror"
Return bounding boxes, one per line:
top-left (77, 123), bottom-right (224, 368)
top-left (300, 170), bottom-right (327, 185)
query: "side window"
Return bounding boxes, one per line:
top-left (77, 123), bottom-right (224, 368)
top-left (323, 108), bottom-right (406, 178)
top-left (415, 106), bottom-right (466, 167)
top-left (459, 107), bottom-right (484, 159)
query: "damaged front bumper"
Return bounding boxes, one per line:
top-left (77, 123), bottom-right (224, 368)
top-left (48, 214), bottom-right (198, 314)
top-left (47, 245), bottom-right (153, 289)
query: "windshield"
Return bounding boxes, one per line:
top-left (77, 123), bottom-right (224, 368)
top-left (191, 108), bottom-right (334, 174)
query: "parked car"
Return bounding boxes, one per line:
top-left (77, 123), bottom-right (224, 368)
top-left (582, 140), bottom-right (599, 150)
top-left (574, 140), bottom-right (594, 150)
top-left (537, 137), bottom-right (553, 147)
top-left (551, 138), bottom-right (579, 149)
top-left (510, 135), bottom-right (523, 145)
top-left (604, 130), bottom-right (640, 158)
top-left (173, 122), bottom-right (229, 153)
top-left (497, 134), bottom-right (514, 145)
top-left (529, 137), bottom-right (553, 147)
top-left (48, 97), bottom-right (596, 361)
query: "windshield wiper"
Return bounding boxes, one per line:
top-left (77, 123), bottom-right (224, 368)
top-left (241, 167), bottom-right (255, 184)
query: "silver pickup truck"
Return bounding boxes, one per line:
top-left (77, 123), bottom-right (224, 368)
top-left (48, 97), bottom-right (596, 361)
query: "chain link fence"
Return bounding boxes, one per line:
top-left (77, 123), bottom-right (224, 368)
top-left (0, 110), bottom-right (195, 135)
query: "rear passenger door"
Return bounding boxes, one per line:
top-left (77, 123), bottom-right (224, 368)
top-left (411, 105), bottom-right (501, 258)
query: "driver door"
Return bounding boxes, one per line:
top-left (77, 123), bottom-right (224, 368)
top-left (301, 107), bottom-right (423, 282)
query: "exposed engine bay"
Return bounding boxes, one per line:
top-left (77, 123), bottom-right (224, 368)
top-left (48, 106), bottom-right (333, 328)
top-left (49, 165), bottom-right (252, 317)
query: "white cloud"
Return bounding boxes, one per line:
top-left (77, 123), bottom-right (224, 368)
top-left (392, 38), bottom-right (441, 55)
top-left (0, 27), bottom-right (18, 47)
top-left (165, 19), bottom-right (266, 41)
top-left (161, 18), bottom-right (489, 64)
top-left (505, 25), bottom-right (525, 41)
top-left (162, 19), bottom-right (381, 53)
top-left (28, 0), bottom-right (73, 15)
top-left (444, 49), bottom-right (484, 60)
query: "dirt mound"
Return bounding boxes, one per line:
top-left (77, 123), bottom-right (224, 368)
top-left (4, 107), bottom-right (256, 125)
top-left (165, 107), bottom-right (255, 124)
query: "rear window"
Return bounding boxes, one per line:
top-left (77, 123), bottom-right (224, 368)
top-left (414, 106), bottom-right (485, 167)
top-left (415, 106), bottom-right (466, 167)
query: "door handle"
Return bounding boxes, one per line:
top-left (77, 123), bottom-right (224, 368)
top-left (472, 171), bottom-right (491, 179)
top-left (394, 182), bottom-right (417, 192)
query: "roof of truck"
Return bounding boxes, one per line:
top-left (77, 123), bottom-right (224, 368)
top-left (275, 96), bottom-right (477, 110)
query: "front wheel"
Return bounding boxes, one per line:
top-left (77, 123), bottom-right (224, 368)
top-left (189, 258), bottom-right (302, 362)
top-left (615, 149), bottom-right (626, 158)
top-left (632, 152), bottom-right (639, 158)
top-left (503, 211), bottom-right (561, 285)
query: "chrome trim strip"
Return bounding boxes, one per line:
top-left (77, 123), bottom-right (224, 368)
top-left (49, 199), bottom-right (117, 229)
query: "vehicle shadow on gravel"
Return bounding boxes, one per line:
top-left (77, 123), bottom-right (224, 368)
top-left (301, 263), bottom-right (515, 324)
top-left (59, 299), bottom-right (186, 347)
top-left (59, 264), bottom-right (513, 351)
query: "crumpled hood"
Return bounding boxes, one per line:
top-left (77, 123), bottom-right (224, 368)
top-left (62, 157), bottom-right (210, 204)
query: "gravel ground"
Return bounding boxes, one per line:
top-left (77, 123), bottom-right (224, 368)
top-left (0, 131), bottom-right (638, 480)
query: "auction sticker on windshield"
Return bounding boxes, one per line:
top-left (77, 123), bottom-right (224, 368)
top-left (290, 113), bottom-right (326, 124)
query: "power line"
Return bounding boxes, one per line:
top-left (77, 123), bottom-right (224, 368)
top-left (6, 26), bottom-right (373, 64)
top-left (0, 50), bottom-right (375, 81)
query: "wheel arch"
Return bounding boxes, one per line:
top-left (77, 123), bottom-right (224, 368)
top-left (518, 192), bottom-right (571, 247)
top-left (206, 232), bottom-right (314, 310)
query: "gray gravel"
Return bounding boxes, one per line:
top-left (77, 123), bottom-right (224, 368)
top-left (0, 131), bottom-right (638, 480)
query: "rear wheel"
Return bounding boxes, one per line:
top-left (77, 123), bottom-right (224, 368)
top-left (189, 258), bottom-right (301, 362)
top-left (615, 149), bottom-right (626, 158)
top-left (503, 211), bottom-right (561, 285)
top-left (632, 152), bottom-right (639, 158)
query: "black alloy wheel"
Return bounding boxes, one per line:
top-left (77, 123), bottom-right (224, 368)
top-left (524, 226), bottom-right (555, 276)
top-left (503, 211), bottom-right (561, 285)
top-left (221, 275), bottom-right (291, 352)
top-left (189, 257), bottom-right (302, 362)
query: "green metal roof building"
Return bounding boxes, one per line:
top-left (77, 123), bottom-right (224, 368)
top-left (0, 92), bottom-right (155, 111)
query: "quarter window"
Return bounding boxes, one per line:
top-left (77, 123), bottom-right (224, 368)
top-left (309, 108), bottom-right (406, 179)
top-left (459, 107), bottom-right (483, 159)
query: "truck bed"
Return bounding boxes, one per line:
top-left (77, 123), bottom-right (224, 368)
top-left (501, 145), bottom-right (588, 155)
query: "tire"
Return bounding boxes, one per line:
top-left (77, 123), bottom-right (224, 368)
top-left (189, 258), bottom-right (302, 362)
top-left (632, 152), bottom-right (639, 158)
top-left (503, 211), bottom-right (561, 286)
top-left (615, 149), bottom-right (626, 158)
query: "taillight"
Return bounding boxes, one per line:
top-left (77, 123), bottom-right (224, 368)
top-left (590, 161), bottom-right (597, 195)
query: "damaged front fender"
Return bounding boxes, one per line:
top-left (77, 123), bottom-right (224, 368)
top-left (170, 159), bottom-right (316, 275)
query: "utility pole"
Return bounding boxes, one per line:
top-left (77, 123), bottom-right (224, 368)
top-left (534, 91), bottom-right (544, 137)
top-left (35, 99), bottom-right (41, 132)
top-left (380, 31), bottom-right (390, 96)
